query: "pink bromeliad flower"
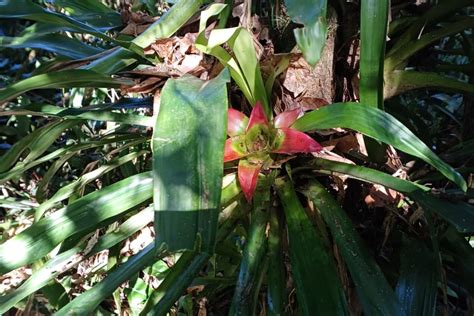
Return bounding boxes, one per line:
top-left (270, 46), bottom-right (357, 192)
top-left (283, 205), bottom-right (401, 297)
top-left (224, 102), bottom-right (323, 201)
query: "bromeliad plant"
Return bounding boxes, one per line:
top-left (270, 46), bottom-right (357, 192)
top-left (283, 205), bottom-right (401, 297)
top-left (225, 102), bottom-right (322, 201)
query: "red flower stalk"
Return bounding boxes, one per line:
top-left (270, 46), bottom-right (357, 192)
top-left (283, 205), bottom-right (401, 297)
top-left (224, 102), bottom-right (323, 201)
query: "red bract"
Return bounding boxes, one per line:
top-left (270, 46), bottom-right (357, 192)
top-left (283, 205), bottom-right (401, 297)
top-left (224, 102), bottom-right (323, 201)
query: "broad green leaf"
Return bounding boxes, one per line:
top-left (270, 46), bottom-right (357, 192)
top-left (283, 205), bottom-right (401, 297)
top-left (308, 158), bottom-right (474, 233)
top-left (360, 0), bottom-right (388, 108)
top-left (196, 4), bottom-right (270, 117)
top-left (142, 251), bottom-right (210, 315)
top-left (285, 0), bottom-right (327, 66)
top-left (384, 70), bottom-right (474, 99)
top-left (0, 34), bottom-right (104, 59)
top-left (303, 179), bottom-right (404, 315)
top-left (229, 187), bottom-right (270, 315)
top-left (267, 208), bottom-right (286, 315)
top-left (153, 69), bottom-right (230, 253)
top-left (0, 69), bottom-right (132, 103)
top-left (85, 0), bottom-right (207, 74)
top-left (395, 237), bottom-right (438, 316)
top-left (276, 177), bottom-right (349, 315)
top-left (0, 172), bottom-right (153, 274)
top-left (2, 103), bottom-right (153, 126)
top-left (293, 103), bottom-right (467, 191)
top-left (56, 244), bottom-right (156, 316)
top-left (0, 119), bottom-right (80, 173)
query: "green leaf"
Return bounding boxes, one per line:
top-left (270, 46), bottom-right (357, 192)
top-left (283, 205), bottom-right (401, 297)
top-left (302, 179), bottom-right (404, 315)
top-left (395, 237), bottom-right (438, 316)
top-left (308, 158), bottom-right (474, 233)
top-left (56, 244), bottom-right (156, 316)
top-left (49, 0), bottom-right (117, 14)
top-left (267, 208), bottom-right (287, 315)
top-left (275, 177), bottom-right (349, 315)
top-left (285, 0), bottom-right (327, 66)
top-left (293, 103), bottom-right (467, 191)
top-left (229, 187), bottom-right (270, 315)
top-left (0, 0), bottom-right (139, 54)
top-left (0, 69), bottom-right (132, 103)
top-left (34, 150), bottom-right (148, 221)
top-left (0, 246), bottom-right (83, 314)
top-left (384, 70), bottom-right (474, 99)
top-left (3, 102), bottom-right (154, 127)
top-left (196, 4), bottom-right (270, 117)
top-left (0, 172), bottom-right (153, 274)
top-left (0, 34), bottom-right (104, 59)
top-left (153, 69), bottom-right (230, 253)
top-left (0, 134), bottom-right (145, 184)
top-left (143, 251), bottom-right (210, 315)
top-left (385, 17), bottom-right (474, 72)
top-left (0, 119), bottom-right (80, 173)
top-left (360, 0), bottom-right (388, 108)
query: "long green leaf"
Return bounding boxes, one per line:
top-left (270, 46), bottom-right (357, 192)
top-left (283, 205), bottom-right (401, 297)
top-left (395, 237), bottom-right (438, 316)
top-left (384, 70), bottom-right (474, 99)
top-left (385, 17), bottom-right (474, 72)
top-left (303, 179), bottom-right (404, 315)
top-left (308, 158), bottom-right (474, 233)
top-left (153, 70), bottom-right (229, 253)
top-left (360, 0), bottom-right (388, 108)
top-left (267, 207), bottom-right (286, 315)
top-left (143, 251), bottom-right (211, 315)
top-left (285, 0), bottom-right (328, 66)
top-left (0, 69), bottom-right (132, 103)
top-left (0, 119), bottom-right (79, 173)
top-left (0, 206), bottom-right (153, 315)
top-left (229, 187), bottom-right (270, 315)
top-left (56, 244), bottom-right (156, 316)
top-left (0, 0), bottom-right (139, 54)
top-left (293, 103), bottom-right (467, 191)
top-left (0, 246), bottom-right (83, 314)
top-left (0, 134), bottom-right (145, 183)
top-left (0, 34), bottom-right (103, 59)
top-left (2, 102), bottom-right (154, 127)
top-left (34, 150), bottom-right (148, 221)
top-left (276, 177), bottom-right (349, 315)
top-left (0, 172), bottom-right (152, 274)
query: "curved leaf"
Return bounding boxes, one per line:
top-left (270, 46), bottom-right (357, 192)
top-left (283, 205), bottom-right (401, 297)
top-left (0, 34), bottom-right (103, 59)
top-left (293, 103), bottom-right (467, 191)
top-left (0, 69), bottom-right (132, 103)
top-left (302, 179), bottom-right (404, 315)
top-left (308, 158), bottom-right (474, 233)
top-left (56, 244), bottom-right (156, 316)
top-left (276, 177), bottom-right (349, 315)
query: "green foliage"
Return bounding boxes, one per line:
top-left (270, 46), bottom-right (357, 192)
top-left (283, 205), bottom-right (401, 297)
top-left (0, 0), bottom-right (473, 314)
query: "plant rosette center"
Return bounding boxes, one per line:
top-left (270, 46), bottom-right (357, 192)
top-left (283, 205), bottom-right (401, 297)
top-left (224, 102), bottom-right (323, 202)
